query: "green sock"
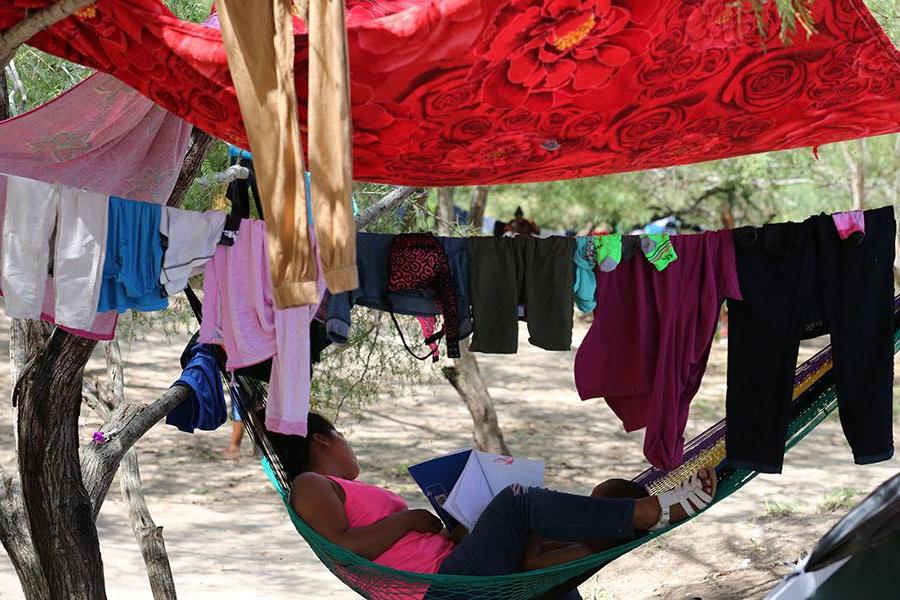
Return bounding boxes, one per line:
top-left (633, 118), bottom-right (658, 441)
top-left (640, 234), bottom-right (677, 271)
top-left (594, 233), bottom-right (622, 272)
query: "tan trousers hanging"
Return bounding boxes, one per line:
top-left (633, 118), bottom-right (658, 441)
top-left (309, 0), bottom-right (357, 294)
top-left (215, 0), bottom-right (359, 307)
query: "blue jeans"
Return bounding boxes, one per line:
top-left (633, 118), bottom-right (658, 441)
top-left (438, 485), bottom-right (635, 579)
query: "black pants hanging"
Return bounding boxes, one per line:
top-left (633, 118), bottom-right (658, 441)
top-left (726, 206), bottom-right (896, 473)
top-left (467, 236), bottom-right (575, 353)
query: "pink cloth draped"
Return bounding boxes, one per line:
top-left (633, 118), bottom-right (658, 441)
top-left (0, 72), bottom-right (193, 339)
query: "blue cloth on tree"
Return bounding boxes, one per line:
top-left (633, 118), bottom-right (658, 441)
top-left (167, 343), bottom-right (226, 433)
top-left (97, 196), bottom-right (167, 313)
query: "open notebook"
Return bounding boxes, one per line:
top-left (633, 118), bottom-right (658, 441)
top-left (408, 449), bottom-right (544, 531)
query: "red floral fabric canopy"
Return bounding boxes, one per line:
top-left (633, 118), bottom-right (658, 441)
top-left (3, 0), bottom-right (900, 186)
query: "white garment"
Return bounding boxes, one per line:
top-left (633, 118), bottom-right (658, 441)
top-left (2, 175), bottom-right (108, 329)
top-left (159, 207), bottom-right (227, 295)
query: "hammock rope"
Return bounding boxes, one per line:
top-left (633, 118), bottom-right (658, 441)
top-left (224, 296), bottom-right (900, 600)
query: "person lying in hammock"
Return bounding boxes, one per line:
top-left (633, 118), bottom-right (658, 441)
top-left (264, 412), bottom-right (717, 580)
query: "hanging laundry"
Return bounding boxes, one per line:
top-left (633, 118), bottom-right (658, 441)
top-left (97, 197), bottom-right (167, 314)
top-left (326, 232), bottom-right (472, 345)
top-left (215, 0), bottom-right (318, 308)
top-left (199, 219), bottom-right (325, 436)
top-left (387, 233), bottom-right (460, 359)
top-left (640, 234), bottom-right (678, 271)
top-left (574, 231), bottom-right (741, 470)
top-left (1, 175), bottom-right (109, 330)
top-left (167, 342), bottom-right (227, 434)
top-left (468, 236), bottom-right (575, 354)
top-left (215, 0), bottom-right (357, 310)
top-left (159, 207), bottom-right (227, 296)
top-left (573, 237), bottom-right (597, 313)
top-left (595, 234), bottom-right (622, 273)
top-left (726, 207), bottom-right (896, 473)
top-left (307, 0), bottom-right (358, 300)
top-left (0, 73), bottom-right (191, 203)
top-left (416, 317), bottom-right (441, 361)
top-left (832, 210), bottom-right (866, 243)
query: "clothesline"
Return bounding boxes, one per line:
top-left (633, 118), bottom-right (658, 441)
top-left (0, 169), bottom-right (894, 475)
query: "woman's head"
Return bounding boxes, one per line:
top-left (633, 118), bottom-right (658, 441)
top-left (263, 412), bottom-right (360, 481)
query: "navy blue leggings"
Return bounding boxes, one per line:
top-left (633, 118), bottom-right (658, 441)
top-left (437, 485), bottom-right (635, 578)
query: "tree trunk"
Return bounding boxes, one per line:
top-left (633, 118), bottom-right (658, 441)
top-left (0, 319), bottom-right (54, 600)
top-left (842, 139), bottom-right (866, 211)
top-left (0, 68), bottom-right (9, 120)
top-left (15, 330), bottom-right (106, 600)
top-left (0, 466), bottom-right (50, 600)
top-left (441, 341), bottom-right (510, 455)
top-left (167, 129), bottom-right (215, 208)
top-left (470, 186), bottom-right (488, 230)
top-left (436, 188), bottom-right (455, 235)
top-left (119, 449), bottom-right (177, 600)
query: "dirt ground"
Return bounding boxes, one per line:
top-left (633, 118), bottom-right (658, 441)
top-left (0, 313), bottom-right (897, 600)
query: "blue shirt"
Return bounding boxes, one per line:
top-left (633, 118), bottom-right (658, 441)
top-left (97, 196), bottom-right (168, 313)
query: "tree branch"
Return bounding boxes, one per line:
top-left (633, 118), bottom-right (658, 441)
top-left (81, 385), bottom-right (191, 519)
top-left (355, 186), bottom-right (422, 229)
top-left (119, 449), bottom-right (177, 600)
top-left (0, 0), bottom-right (97, 66)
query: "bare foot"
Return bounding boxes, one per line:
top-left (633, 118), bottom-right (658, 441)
top-left (222, 445), bottom-right (241, 462)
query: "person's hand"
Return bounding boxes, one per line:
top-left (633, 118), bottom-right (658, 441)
top-left (405, 509), bottom-right (443, 534)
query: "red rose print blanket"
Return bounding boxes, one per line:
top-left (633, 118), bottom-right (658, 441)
top-left (2, 0), bottom-right (899, 186)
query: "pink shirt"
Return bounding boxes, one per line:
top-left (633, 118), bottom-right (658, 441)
top-left (199, 219), bottom-right (323, 436)
top-left (326, 476), bottom-right (455, 575)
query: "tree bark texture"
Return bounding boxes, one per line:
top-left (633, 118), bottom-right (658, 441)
top-left (0, 0), bottom-right (97, 66)
top-left (441, 340), bottom-right (510, 455)
top-left (167, 128), bottom-right (215, 208)
top-left (0, 465), bottom-right (50, 600)
top-left (469, 186), bottom-right (488, 230)
top-left (119, 449), bottom-right (177, 600)
top-left (436, 187), bottom-right (455, 235)
top-left (15, 329), bottom-right (106, 600)
top-left (81, 385), bottom-right (190, 519)
top-left (356, 186), bottom-right (421, 229)
top-left (0, 319), bottom-right (54, 599)
top-left (0, 68), bottom-right (9, 120)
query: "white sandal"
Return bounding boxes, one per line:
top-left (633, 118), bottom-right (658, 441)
top-left (649, 471), bottom-right (715, 531)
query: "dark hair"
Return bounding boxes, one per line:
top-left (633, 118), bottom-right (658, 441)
top-left (591, 478), bottom-right (649, 500)
top-left (514, 206), bottom-right (524, 218)
top-left (262, 412), bottom-right (336, 480)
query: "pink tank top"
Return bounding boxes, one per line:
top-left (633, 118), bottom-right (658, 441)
top-left (326, 476), bottom-right (455, 575)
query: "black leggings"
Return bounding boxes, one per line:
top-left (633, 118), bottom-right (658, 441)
top-left (726, 207), bottom-right (896, 473)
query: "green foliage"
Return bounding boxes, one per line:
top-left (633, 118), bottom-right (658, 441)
top-left (161, 0), bottom-right (215, 22)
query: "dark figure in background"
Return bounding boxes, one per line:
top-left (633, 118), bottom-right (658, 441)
top-left (505, 206), bottom-right (541, 236)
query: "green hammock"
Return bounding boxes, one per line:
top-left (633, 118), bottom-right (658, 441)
top-left (232, 303), bottom-right (900, 600)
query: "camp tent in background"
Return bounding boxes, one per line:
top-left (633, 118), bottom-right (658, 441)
top-left (766, 472), bottom-right (900, 600)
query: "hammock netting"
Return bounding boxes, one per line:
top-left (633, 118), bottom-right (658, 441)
top-left (2, 0), bottom-right (900, 185)
top-left (222, 297), bottom-right (900, 600)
